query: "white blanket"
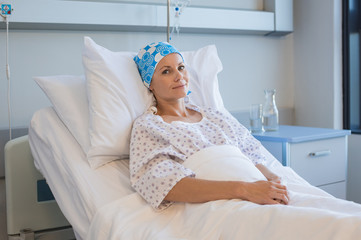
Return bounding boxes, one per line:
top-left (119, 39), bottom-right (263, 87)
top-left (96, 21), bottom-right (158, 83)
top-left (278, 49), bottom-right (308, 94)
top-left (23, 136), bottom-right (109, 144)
top-left (87, 145), bottom-right (361, 240)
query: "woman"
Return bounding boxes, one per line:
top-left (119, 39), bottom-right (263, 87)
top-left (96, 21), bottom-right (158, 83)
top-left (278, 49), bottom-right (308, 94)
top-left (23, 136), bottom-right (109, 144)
top-left (131, 42), bottom-right (289, 210)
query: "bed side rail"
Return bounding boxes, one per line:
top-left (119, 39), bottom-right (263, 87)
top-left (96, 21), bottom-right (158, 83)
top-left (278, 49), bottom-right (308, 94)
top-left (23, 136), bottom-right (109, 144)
top-left (5, 135), bottom-right (74, 239)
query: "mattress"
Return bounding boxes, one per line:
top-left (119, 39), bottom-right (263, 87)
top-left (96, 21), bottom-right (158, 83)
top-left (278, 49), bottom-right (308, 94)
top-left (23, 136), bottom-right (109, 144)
top-left (28, 107), bottom-right (134, 239)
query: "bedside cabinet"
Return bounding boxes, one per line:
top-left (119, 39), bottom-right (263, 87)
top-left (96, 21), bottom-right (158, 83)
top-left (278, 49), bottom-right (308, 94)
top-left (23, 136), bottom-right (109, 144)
top-left (253, 125), bottom-right (351, 199)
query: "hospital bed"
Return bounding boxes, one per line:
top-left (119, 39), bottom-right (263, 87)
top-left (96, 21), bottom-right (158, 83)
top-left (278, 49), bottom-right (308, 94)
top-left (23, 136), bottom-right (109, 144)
top-left (5, 37), bottom-right (361, 240)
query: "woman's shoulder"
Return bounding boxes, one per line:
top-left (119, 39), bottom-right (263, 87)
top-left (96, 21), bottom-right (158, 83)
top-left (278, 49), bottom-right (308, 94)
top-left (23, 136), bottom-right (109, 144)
top-left (133, 110), bottom-right (159, 127)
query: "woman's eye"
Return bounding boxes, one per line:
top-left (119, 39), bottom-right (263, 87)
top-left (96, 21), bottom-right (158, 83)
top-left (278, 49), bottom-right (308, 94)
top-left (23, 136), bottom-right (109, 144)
top-left (179, 65), bottom-right (185, 71)
top-left (162, 69), bottom-right (169, 74)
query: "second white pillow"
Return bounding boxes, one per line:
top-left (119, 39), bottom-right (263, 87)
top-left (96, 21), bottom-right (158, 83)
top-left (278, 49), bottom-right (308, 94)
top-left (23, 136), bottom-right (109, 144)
top-left (83, 37), bottom-right (154, 169)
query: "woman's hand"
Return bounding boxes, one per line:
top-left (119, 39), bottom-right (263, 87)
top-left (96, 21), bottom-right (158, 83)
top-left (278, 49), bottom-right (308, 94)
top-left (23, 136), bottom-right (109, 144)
top-left (267, 175), bottom-right (282, 184)
top-left (241, 180), bottom-right (289, 205)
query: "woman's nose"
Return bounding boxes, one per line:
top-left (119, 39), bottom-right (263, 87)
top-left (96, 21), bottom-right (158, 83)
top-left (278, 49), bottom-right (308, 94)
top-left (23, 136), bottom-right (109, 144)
top-left (174, 70), bottom-right (182, 81)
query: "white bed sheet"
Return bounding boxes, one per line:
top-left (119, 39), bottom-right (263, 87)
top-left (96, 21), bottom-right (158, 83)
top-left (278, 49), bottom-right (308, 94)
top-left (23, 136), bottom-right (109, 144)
top-left (88, 145), bottom-right (361, 240)
top-left (29, 107), bottom-right (361, 240)
top-left (29, 107), bottom-right (134, 239)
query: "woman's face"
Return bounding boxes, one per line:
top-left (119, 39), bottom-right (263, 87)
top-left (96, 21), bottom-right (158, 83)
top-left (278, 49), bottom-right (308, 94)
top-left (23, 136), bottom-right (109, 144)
top-left (149, 53), bottom-right (189, 103)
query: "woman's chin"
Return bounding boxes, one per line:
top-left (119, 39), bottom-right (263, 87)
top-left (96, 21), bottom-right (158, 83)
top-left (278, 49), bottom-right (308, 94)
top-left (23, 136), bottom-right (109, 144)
top-left (172, 88), bottom-right (188, 98)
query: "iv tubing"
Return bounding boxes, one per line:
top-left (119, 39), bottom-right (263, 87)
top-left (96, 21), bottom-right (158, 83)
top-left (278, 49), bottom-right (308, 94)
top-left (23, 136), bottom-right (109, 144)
top-left (5, 17), bottom-right (11, 140)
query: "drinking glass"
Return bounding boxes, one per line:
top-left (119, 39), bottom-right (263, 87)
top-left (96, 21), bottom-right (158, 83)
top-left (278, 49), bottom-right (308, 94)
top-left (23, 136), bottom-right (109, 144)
top-left (249, 104), bottom-right (264, 133)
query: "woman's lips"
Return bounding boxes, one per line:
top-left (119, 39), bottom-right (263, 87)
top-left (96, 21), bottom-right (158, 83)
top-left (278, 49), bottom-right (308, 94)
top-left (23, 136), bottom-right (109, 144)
top-left (172, 84), bottom-right (186, 89)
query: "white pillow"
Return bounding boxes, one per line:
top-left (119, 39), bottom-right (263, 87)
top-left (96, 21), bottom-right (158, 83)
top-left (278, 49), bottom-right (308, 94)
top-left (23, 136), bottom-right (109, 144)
top-left (34, 75), bottom-right (90, 152)
top-left (82, 37), bottom-right (154, 169)
top-left (83, 37), bottom-right (225, 169)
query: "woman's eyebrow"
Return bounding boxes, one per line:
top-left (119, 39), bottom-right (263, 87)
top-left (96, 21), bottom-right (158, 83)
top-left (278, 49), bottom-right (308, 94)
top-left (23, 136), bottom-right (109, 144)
top-left (157, 62), bottom-right (183, 72)
top-left (156, 65), bottom-right (170, 72)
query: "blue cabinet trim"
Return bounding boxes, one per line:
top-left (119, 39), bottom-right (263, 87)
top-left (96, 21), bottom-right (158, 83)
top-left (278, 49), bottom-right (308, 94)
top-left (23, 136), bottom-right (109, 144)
top-left (253, 125), bottom-right (350, 143)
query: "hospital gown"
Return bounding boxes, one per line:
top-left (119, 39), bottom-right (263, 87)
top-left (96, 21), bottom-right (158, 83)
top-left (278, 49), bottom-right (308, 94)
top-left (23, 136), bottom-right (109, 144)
top-left (129, 105), bottom-right (267, 210)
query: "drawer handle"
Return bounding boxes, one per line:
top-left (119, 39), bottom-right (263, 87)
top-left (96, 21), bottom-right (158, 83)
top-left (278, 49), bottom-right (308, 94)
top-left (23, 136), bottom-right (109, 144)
top-left (308, 150), bottom-right (331, 157)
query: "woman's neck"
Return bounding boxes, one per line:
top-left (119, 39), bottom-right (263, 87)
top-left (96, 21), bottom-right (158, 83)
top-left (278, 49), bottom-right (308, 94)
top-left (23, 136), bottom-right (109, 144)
top-left (156, 99), bottom-right (188, 117)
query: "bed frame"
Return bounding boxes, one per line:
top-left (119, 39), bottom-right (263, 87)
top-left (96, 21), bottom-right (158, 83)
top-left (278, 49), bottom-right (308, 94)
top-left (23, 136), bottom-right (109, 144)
top-left (4, 135), bottom-right (75, 240)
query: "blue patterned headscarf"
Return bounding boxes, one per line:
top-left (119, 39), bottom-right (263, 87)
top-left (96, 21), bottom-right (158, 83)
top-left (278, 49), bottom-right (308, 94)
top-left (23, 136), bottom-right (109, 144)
top-left (134, 42), bottom-right (184, 88)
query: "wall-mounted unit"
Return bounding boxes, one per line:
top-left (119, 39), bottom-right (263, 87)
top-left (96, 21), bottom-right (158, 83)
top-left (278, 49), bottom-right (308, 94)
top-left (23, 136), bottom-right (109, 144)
top-left (0, 0), bottom-right (293, 36)
top-left (265, 0), bottom-right (294, 36)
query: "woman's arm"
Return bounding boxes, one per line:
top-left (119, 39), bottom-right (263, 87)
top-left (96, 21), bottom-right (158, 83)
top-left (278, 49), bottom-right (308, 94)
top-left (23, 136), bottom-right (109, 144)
top-left (164, 177), bottom-right (289, 205)
top-left (256, 164), bottom-right (282, 183)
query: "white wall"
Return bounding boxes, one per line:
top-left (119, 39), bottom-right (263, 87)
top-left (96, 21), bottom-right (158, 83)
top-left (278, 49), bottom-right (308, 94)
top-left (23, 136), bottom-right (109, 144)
top-left (293, 0), bottom-right (342, 129)
top-left (0, 30), bottom-right (294, 129)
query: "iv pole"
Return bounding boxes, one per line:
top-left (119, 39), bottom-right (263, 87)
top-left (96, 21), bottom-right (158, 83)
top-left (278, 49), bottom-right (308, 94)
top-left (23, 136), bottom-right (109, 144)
top-left (167, 0), bottom-right (170, 42)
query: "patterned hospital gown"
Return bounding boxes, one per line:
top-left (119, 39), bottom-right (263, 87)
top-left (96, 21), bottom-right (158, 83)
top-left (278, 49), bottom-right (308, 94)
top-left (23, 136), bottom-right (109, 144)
top-left (129, 105), bottom-right (267, 210)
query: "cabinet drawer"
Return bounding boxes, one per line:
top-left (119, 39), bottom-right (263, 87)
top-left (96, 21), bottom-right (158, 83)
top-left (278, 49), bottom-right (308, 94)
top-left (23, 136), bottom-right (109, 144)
top-left (318, 181), bottom-right (346, 199)
top-left (289, 137), bottom-right (347, 186)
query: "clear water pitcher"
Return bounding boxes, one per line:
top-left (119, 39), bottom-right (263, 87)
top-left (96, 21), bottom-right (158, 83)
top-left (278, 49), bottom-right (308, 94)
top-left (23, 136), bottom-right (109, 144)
top-left (263, 89), bottom-right (279, 131)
